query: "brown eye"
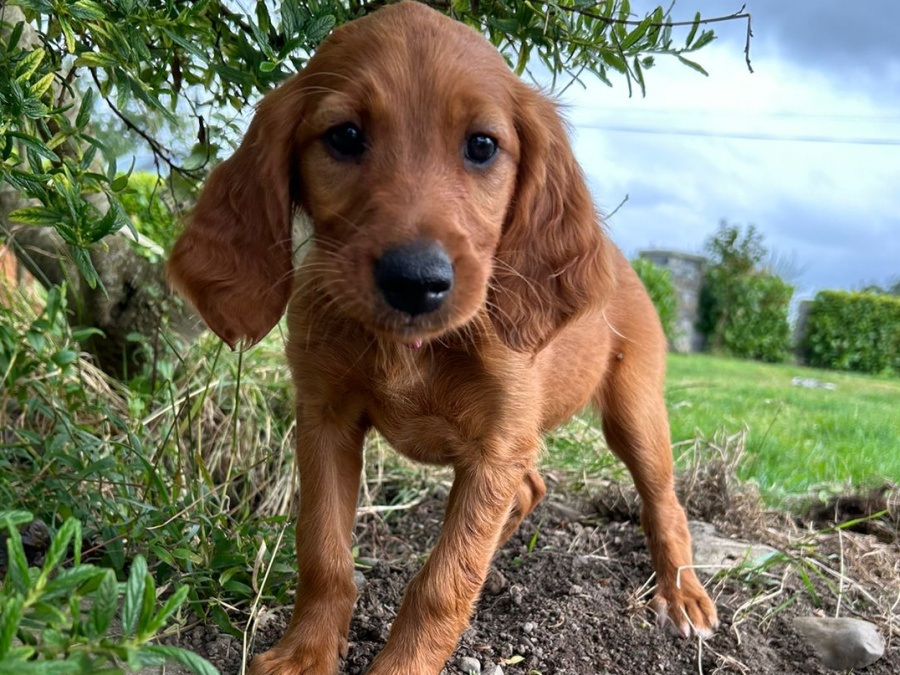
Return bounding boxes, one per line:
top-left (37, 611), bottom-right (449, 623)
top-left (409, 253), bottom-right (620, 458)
top-left (323, 122), bottom-right (366, 159)
top-left (464, 134), bottom-right (498, 165)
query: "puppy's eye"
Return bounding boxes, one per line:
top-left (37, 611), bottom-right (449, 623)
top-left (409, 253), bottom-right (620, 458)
top-left (323, 123), bottom-right (366, 159)
top-left (464, 134), bottom-right (498, 165)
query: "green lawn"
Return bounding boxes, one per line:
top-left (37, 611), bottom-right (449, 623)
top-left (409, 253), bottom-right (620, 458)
top-left (665, 353), bottom-right (900, 499)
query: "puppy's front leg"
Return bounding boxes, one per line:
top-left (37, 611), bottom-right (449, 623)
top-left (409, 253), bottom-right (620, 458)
top-left (366, 438), bottom-right (535, 675)
top-left (251, 412), bottom-right (366, 675)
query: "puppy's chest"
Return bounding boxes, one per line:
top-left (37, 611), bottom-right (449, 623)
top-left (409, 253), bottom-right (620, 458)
top-left (364, 350), bottom-right (491, 463)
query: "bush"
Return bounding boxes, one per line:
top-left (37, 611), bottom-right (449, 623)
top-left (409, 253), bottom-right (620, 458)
top-left (698, 222), bottom-right (793, 362)
top-left (0, 512), bottom-right (217, 674)
top-left (803, 290), bottom-right (900, 374)
top-left (631, 258), bottom-right (678, 340)
top-left (1, 284), bottom-right (298, 659)
top-left (717, 272), bottom-right (793, 362)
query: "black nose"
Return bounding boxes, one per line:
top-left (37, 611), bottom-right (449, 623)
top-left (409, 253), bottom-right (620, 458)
top-left (374, 241), bottom-right (454, 316)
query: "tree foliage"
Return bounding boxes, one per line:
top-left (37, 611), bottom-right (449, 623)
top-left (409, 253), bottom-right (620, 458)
top-left (698, 221), bottom-right (793, 363)
top-left (0, 0), bottom-right (743, 289)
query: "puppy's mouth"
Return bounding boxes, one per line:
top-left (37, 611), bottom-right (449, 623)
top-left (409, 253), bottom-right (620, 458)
top-left (371, 310), bottom-right (452, 348)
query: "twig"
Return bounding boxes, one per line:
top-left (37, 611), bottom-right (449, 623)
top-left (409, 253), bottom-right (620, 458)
top-left (88, 68), bottom-right (203, 181)
top-left (605, 193), bottom-right (629, 220)
top-left (559, 2), bottom-right (754, 73)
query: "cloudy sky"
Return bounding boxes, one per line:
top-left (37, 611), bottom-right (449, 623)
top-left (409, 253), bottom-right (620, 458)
top-left (559, 0), bottom-right (900, 299)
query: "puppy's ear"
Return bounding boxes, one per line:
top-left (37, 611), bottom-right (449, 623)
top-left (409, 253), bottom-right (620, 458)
top-left (168, 83), bottom-right (302, 348)
top-left (488, 86), bottom-right (615, 353)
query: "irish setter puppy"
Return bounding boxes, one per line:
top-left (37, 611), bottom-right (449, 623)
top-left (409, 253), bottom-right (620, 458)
top-left (168, 2), bottom-right (717, 673)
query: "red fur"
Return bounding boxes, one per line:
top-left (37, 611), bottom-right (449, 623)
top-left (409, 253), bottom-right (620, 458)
top-left (168, 4), bottom-right (717, 674)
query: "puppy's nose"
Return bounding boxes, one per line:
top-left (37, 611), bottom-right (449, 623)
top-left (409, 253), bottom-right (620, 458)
top-left (374, 240), bottom-right (454, 316)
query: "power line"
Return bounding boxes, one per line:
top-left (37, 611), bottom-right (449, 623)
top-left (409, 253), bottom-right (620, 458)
top-left (578, 123), bottom-right (900, 146)
top-left (571, 106), bottom-right (900, 123)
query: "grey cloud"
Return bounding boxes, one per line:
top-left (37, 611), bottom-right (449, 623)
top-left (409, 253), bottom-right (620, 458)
top-left (664, 0), bottom-right (900, 83)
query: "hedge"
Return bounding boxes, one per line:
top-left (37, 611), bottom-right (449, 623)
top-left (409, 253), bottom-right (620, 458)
top-left (803, 290), bottom-right (900, 374)
top-left (631, 258), bottom-right (677, 341)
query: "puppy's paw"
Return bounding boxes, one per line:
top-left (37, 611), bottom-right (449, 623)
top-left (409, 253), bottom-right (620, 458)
top-left (249, 640), bottom-right (341, 675)
top-left (649, 573), bottom-right (718, 639)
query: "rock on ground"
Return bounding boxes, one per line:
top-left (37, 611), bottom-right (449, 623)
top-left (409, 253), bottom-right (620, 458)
top-left (689, 520), bottom-right (778, 569)
top-left (794, 616), bottom-right (885, 670)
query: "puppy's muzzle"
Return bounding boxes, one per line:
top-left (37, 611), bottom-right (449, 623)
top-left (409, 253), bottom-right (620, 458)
top-left (374, 240), bottom-right (454, 316)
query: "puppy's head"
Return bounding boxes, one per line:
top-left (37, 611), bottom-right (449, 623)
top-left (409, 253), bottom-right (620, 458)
top-left (169, 1), bottom-right (612, 352)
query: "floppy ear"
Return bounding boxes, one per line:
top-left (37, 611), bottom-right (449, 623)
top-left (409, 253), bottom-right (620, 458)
top-left (488, 86), bottom-right (616, 353)
top-left (167, 83), bottom-right (301, 348)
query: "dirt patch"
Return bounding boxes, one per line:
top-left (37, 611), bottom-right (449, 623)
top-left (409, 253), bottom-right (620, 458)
top-left (178, 488), bottom-right (900, 674)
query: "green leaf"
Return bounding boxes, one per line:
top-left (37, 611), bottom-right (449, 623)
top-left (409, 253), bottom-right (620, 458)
top-left (40, 518), bottom-right (80, 583)
top-left (676, 54), bottom-right (708, 76)
top-left (160, 27), bottom-right (207, 62)
top-left (15, 48), bottom-right (45, 82)
top-left (10, 0), bottom-right (53, 12)
top-left (143, 585), bottom-right (189, 636)
top-left (70, 0), bottom-right (107, 20)
top-left (6, 131), bottom-right (60, 162)
top-left (110, 174), bottom-right (129, 191)
top-left (0, 661), bottom-right (83, 674)
top-left (621, 14), bottom-right (653, 50)
top-left (122, 555), bottom-right (147, 637)
top-left (69, 245), bottom-right (103, 290)
top-left (686, 11), bottom-right (701, 47)
top-left (51, 349), bottom-right (78, 367)
top-left (7, 21), bottom-right (24, 51)
top-left (305, 15), bottom-right (336, 44)
top-left (74, 52), bottom-right (118, 69)
top-left (692, 30), bottom-right (716, 51)
top-left (282, 0), bottom-right (303, 36)
top-left (5, 526), bottom-right (30, 594)
top-left (601, 50), bottom-right (628, 74)
top-left (75, 89), bottom-right (94, 130)
top-left (136, 571), bottom-right (156, 637)
top-left (58, 16), bottom-right (77, 54)
top-left (140, 646), bottom-right (220, 675)
top-left (8, 206), bottom-right (61, 227)
top-left (42, 564), bottom-right (102, 599)
top-left (89, 569), bottom-right (118, 637)
top-left (0, 597), bottom-right (23, 659)
top-left (0, 511), bottom-right (34, 529)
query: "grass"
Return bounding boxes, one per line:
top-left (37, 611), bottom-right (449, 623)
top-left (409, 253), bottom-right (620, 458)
top-left (3, 279), bottom-right (899, 672)
top-left (665, 353), bottom-right (900, 501)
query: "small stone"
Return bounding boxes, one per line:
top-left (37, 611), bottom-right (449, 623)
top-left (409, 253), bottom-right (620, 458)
top-left (522, 622), bottom-right (535, 634)
top-left (794, 616), bottom-right (884, 670)
top-left (688, 521), bottom-right (777, 570)
top-left (457, 656), bottom-right (481, 674)
top-left (484, 567), bottom-right (507, 595)
top-left (485, 666), bottom-right (504, 675)
top-left (353, 570), bottom-right (366, 591)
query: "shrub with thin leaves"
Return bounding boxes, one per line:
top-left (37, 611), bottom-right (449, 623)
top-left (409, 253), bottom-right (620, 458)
top-left (0, 0), bottom-right (746, 289)
top-left (1, 284), bottom-right (298, 651)
top-left (0, 511), bottom-right (218, 674)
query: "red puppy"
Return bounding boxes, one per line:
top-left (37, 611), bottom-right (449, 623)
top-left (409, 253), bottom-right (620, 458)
top-left (169, 3), bottom-right (717, 673)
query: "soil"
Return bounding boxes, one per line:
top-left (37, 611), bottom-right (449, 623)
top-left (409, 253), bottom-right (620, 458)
top-left (177, 487), bottom-right (900, 675)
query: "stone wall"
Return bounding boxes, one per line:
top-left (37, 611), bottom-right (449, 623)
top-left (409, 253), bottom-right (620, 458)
top-left (639, 249), bottom-right (706, 353)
